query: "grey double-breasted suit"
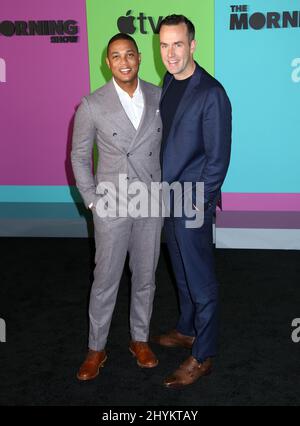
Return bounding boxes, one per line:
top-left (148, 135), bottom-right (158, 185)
top-left (71, 79), bottom-right (162, 350)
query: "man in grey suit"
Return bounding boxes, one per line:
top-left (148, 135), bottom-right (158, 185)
top-left (71, 33), bottom-right (162, 381)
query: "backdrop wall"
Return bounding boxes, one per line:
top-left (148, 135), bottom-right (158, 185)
top-left (1, 0), bottom-right (299, 248)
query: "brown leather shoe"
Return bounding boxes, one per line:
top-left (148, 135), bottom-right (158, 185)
top-left (152, 329), bottom-right (195, 349)
top-left (129, 341), bottom-right (158, 368)
top-left (164, 356), bottom-right (212, 389)
top-left (76, 349), bottom-right (107, 381)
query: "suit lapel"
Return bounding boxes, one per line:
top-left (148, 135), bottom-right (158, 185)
top-left (160, 73), bottom-right (173, 103)
top-left (128, 80), bottom-right (158, 152)
top-left (104, 80), bottom-right (137, 138)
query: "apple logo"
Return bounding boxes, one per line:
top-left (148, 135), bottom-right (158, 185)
top-left (117, 10), bottom-right (136, 34)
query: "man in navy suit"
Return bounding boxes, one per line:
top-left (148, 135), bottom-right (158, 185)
top-left (153, 15), bottom-right (232, 388)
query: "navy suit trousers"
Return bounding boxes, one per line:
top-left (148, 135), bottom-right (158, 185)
top-left (164, 208), bottom-right (219, 362)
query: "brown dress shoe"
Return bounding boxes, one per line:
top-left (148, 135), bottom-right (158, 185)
top-left (164, 356), bottom-right (212, 389)
top-left (152, 329), bottom-right (195, 349)
top-left (129, 341), bottom-right (158, 368)
top-left (76, 349), bottom-right (107, 381)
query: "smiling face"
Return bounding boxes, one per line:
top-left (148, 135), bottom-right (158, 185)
top-left (159, 22), bottom-right (196, 80)
top-left (106, 38), bottom-right (141, 89)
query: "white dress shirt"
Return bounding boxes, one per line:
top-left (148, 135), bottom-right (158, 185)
top-left (89, 79), bottom-right (144, 210)
top-left (113, 78), bottom-right (144, 130)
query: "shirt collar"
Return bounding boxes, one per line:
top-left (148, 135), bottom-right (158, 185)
top-left (113, 77), bottom-right (141, 98)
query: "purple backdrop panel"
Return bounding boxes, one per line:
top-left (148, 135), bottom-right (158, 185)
top-left (222, 193), bottom-right (300, 212)
top-left (216, 211), bottom-right (300, 229)
top-left (0, 0), bottom-right (89, 185)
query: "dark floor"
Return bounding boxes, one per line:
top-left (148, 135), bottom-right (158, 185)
top-left (0, 238), bottom-right (300, 406)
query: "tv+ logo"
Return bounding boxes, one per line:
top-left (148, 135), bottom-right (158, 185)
top-left (117, 10), bottom-right (164, 34)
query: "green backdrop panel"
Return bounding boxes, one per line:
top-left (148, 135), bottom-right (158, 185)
top-left (86, 0), bottom-right (214, 90)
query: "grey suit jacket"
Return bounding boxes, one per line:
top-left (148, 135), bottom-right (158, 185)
top-left (71, 79), bottom-right (162, 209)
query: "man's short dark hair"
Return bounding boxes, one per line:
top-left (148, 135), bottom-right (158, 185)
top-left (158, 14), bottom-right (195, 43)
top-left (107, 33), bottom-right (139, 56)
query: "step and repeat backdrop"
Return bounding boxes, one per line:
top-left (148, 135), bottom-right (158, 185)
top-left (1, 0), bottom-right (299, 248)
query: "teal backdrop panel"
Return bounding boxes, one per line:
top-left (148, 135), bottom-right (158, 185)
top-left (215, 0), bottom-right (300, 193)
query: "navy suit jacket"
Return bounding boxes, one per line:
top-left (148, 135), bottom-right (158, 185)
top-left (161, 62), bottom-right (232, 208)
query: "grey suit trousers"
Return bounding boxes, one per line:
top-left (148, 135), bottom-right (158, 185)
top-left (89, 214), bottom-right (162, 351)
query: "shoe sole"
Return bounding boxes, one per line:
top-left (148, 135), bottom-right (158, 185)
top-left (76, 355), bottom-right (107, 381)
top-left (129, 348), bottom-right (159, 368)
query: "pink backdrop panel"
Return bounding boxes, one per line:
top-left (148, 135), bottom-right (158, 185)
top-left (0, 0), bottom-right (90, 185)
top-left (222, 193), bottom-right (300, 212)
